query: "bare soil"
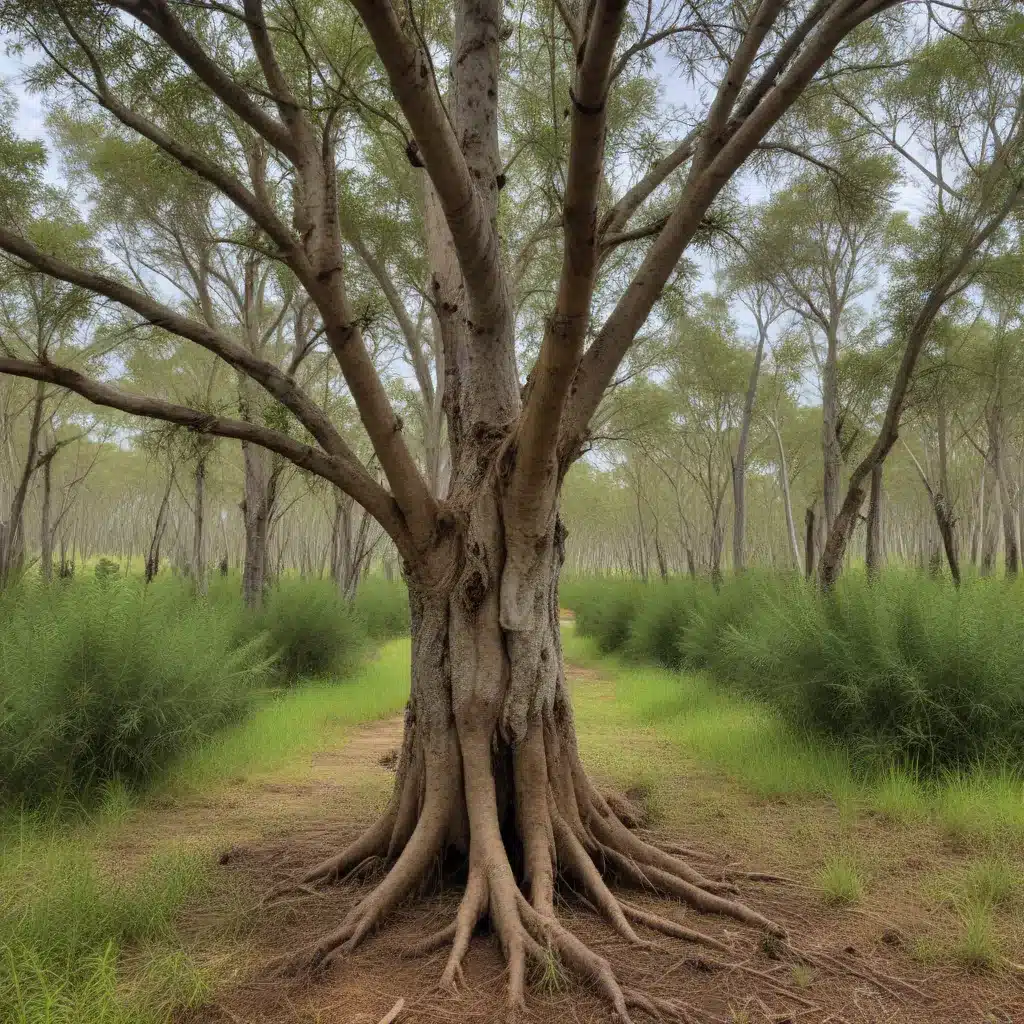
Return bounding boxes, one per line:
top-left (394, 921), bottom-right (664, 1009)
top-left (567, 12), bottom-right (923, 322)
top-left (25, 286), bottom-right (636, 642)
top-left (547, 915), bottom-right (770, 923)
top-left (134, 661), bottom-right (1024, 1024)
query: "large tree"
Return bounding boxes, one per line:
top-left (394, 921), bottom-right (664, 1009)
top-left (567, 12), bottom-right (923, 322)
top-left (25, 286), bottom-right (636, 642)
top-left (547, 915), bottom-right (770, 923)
top-left (0, 0), bottom-right (999, 1013)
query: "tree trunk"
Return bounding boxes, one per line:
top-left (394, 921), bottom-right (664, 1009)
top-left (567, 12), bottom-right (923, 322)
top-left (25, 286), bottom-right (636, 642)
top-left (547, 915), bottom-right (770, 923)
top-left (987, 405), bottom-right (1019, 577)
top-left (770, 418), bottom-right (801, 572)
top-left (288, 495), bottom-right (782, 991)
top-left (865, 462), bottom-right (883, 579)
top-left (192, 455), bottom-right (207, 593)
top-left (241, 441), bottom-right (278, 607)
top-left (0, 380), bottom-right (45, 587)
top-left (821, 331), bottom-right (841, 536)
top-left (804, 504), bottom-right (817, 581)
top-left (146, 471), bottom-right (174, 583)
top-left (731, 332), bottom-right (765, 572)
top-left (40, 450), bottom-right (53, 582)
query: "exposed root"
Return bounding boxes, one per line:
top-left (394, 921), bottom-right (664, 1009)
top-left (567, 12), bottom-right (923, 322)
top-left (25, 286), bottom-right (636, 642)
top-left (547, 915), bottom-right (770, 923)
top-left (620, 900), bottom-right (733, 954)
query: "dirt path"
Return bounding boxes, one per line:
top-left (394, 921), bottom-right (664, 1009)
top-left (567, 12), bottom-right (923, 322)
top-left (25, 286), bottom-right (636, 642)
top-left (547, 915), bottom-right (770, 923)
top-left (165, 662), bottom-right (1024, 1024)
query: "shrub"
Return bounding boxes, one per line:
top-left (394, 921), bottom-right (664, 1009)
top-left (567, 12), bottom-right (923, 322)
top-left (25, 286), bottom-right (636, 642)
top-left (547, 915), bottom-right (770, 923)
top-left (352, 575), bottom-right (410, 640)
top-left (563, 571), bottom-right (1024, 772)
top-left (0, 577), bottom-right (269, 804)
top-left (241, 576), bottom-right (366, 684)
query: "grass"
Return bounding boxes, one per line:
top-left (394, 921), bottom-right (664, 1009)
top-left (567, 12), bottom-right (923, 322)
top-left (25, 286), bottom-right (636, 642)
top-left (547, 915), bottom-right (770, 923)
top-left (817, 856), bottom-right (864, 906)
top-left (563, 571), bottom-right (1024, 773)
top-left (162, 638), bottom-right (411, 792)
top-left (563, 627), bottom-right (1024, 847)
top-left (0, 637), bottom-right (413, 1024)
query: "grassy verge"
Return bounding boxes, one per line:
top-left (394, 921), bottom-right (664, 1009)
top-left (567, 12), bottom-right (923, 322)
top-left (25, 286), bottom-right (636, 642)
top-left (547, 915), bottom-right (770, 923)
top-left (563, 628), bottom-right (1024, 846)
top-left (0, 640), bottom-right (411, 1024)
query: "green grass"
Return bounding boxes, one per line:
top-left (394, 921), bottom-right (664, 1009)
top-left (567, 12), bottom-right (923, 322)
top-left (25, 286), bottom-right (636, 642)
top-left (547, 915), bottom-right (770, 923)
top-left (563, 627), bottom-right (1024, 846)
top-left (817, 856), bottom-right (864, 906)
top-left (563, 571), bottom-right (1024, 772)
top-left (161, 638), bottom-right (411, 792)
top-left (0, 820), bottom-right (212, 1024)
top-left (0, 636), bottom-right (413, 1024)
top-left (952, 899), bottom-right (1001, 971)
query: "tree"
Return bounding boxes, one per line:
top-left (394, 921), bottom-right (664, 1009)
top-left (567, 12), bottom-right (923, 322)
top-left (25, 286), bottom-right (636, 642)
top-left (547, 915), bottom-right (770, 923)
top-left (0, 0), bottom-right (970, 1012)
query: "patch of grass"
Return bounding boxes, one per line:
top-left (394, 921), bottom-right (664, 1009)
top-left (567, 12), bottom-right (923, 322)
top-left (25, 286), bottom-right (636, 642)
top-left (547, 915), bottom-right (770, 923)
top-left (563, 572), bottom-right (1024, 773)
top-left (934, 767), bottom-right (1024, 846)
top-left (790, 963), bottom-right (815, 988)
top-left (0, 822), bottom-right (212, 1024)
top-left (952, 899), bottom-right (1001, 971)
top-left (817, 856), bottom-right (863, 906)
top-left (940, 857), bottom-right (1024, 910)
top-left (0, 576), bottom-right (270, 805)
top-left (161, 638), bottom-right (411, 792)
top-left (867, 766), bottom-right (929, 825)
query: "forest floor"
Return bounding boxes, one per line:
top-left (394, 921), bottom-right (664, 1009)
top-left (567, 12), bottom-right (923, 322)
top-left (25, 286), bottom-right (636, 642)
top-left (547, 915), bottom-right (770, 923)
top-left (6, 631), bottom-right (1023, 1024)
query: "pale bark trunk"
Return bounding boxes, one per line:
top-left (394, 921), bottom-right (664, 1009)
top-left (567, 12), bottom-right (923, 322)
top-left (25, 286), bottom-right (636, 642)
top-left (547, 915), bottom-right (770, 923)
top-left (0, 380), bottom-right (45, 587)
top-left (241, 441), bottom-right (278, 607)
top-left (770, 419), bottom-right (801, 572)
top-left (821, 331), bottom-right (841, 536)
top-left (146, 471), bottom-right (174, 583)
top-left (731, 332), bottom-right (765, 572)
top-left (987, 405), bottom-right (1019, 577)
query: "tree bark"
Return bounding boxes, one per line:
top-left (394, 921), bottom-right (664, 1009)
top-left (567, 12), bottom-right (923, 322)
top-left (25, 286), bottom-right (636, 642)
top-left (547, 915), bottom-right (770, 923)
top-left (192, 455), bottom-right (207, 593)
top-left (865, 462), bottom-right (883, 579)
top-left (821, 330), bottom-right (841, 537)
top-left (40, 447), bottom-right (53, 582)
top-left (731, 331), bottom-right (766, 572)
top-left (770, 417), bottom-right (801, 572)
top-left (987, 405), bottom-right (1019, 577)
top-left (0, 380), bottom-right (45, 587)
top-left (241, 441), bottom-right (279, 607)
top-left (146, 470), bottom-right (174, 583)
top-left (804, 504), bottom-right (816, 581)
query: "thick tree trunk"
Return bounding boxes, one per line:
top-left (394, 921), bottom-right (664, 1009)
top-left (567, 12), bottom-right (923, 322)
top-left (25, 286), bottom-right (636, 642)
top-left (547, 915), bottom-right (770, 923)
top-left (865, 462), bottom-right (883, 579)
top-left (284, 494), bottom-right (782, 1003)
top-left (731, 333), bottom-right (765, 572)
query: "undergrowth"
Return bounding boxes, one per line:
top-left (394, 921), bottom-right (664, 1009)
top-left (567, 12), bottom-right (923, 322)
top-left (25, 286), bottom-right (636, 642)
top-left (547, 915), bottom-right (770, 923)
top-left (563, 571), bottom-right (1024, 772)
top-left (0, 573), bottom-right (410, 807)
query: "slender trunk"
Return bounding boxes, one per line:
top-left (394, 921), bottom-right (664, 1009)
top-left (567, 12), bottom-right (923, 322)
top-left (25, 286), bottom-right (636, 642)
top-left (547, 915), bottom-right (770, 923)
top-left (865, 462), bottom-right (883, 579)
top-left (821, 332), bottom-right (841, 536)
top-left (770, 418), bottom-right (801, 572)
top-left (40, 452), bottom-right (53, 582)
top-left (192, 456), bottom-right (207, 593)
top-left (804, 505), bottom-right (817, 581)
top-left (987, 406), bottom-right (1019, 577)
top-left (0, 380), bottom-right (45, 586)
top-left (241, 442), bottom-right (278, 608)
top-left (731, 333), bottom-right (765, 572)
top-left (146, 471), bottom-right (174, 583)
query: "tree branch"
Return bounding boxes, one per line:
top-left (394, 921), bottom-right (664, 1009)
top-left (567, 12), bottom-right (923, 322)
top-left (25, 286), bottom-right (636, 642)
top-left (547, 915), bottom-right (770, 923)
top-left (0, 356), bottom-right (411, 552)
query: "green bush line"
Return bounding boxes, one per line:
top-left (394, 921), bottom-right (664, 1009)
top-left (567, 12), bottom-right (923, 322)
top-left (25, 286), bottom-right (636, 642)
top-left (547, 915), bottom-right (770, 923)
top-left (0, 573), bottom-right (409, 806)
top-left (561, 571), bottom-right (1024, 773)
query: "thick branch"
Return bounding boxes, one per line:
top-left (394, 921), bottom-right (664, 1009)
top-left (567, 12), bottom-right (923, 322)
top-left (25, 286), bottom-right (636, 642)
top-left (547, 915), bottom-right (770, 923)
top-left (508, 0), bottom-right (629, 535)
top-left (348, 0), bottom-right (505, 330)
top-left (563, 0), bottom-right (897, 452)
top-left (0, 356), bottom-right (409, 548)
top-left (0, 227), bottom-right (361, 478)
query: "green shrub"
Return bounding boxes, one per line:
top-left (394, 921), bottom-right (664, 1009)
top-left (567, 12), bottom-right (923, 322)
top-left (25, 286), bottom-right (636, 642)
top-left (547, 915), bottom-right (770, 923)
top-left (352, 575), bottom-right (410, 640)
top-left (563, 571), bottom-right (1024, 772)
top-left (241, 576), bottom-right (366, 684)
top-left (0, 577), bottom-right (269, 804)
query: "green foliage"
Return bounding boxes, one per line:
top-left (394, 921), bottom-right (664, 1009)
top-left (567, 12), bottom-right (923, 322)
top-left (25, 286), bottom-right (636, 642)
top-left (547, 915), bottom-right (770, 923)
top-left (352, 575), bottom-right (410, 640)
top-left (817, 856), bottom-right (864, 906)
top-left (236, 576), bottom-right (365, 685)
top-left (0, 577), bottom-right (269, 805)
top-left (0, 829), bottom-right (211, 1024)
top-left (564, 572), bottom-right (1024, 772)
